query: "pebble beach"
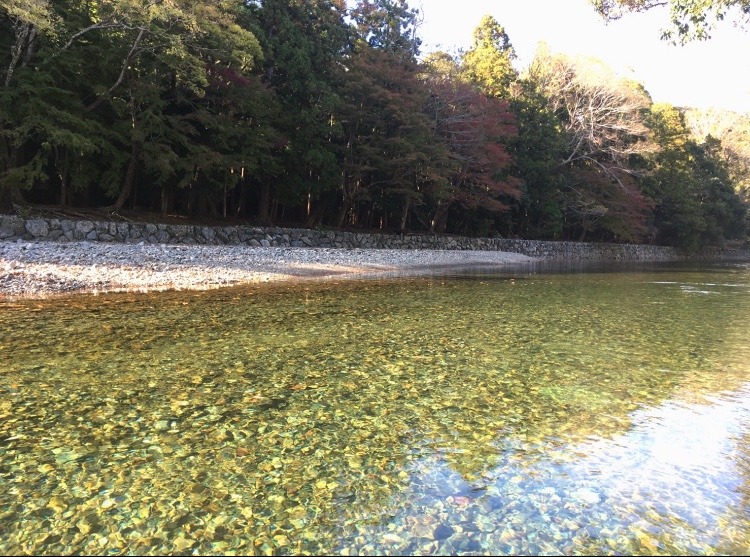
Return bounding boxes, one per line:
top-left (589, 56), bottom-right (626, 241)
top-left (0, 240), bottom-right (538, 299)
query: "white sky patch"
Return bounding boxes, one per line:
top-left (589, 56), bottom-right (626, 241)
top-left (413, 0), bottom-right (750, 113)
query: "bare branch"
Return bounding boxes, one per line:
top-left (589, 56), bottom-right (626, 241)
top-left (59, 21), bottom-right (125, 51)
top-left (85, 27), bottom-right (146, 112)
top-left (4, 20), bottom-right (33, 86)
top-left (531, 50), bottom-right (652, 186)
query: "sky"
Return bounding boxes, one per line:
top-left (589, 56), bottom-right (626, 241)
top-left (412, 0), bottom-right (750, 114)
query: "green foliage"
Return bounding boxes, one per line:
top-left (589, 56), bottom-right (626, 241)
top-left (643, 103), bottom-right (748, 250)
top-left (683, 108), bottom-right (750, 200)
top-left (248, 0), bottom-right (349, 222)
top-left (460, 15), bottom-right (517, 98)
top-left (0, 1), bottom-right (745, 245)
top-left (350, 0), bottom-right (422, 56)
top-left (505, 81), bottom-right (566, 239)
top-left (0, 0), bottom-right (271, 211)
top-left (0, 33), bottom-right (123, 200)
top-left (590, 0), bottom-right (750, 42)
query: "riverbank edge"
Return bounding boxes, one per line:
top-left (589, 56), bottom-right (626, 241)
top-left (2, 214), bottom-right (749, 300)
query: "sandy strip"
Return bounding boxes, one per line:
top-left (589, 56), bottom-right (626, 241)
top-left (0, 241), bottom-right (540, 299)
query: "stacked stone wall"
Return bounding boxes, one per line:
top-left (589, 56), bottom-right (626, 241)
top-left (2, 214), bottom-right (748, 261)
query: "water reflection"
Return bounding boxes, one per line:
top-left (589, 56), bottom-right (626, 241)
top-left (1, 262), bottom-right (749, 555)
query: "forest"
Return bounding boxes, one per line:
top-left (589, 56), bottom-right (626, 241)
top-left (1, 0), bottom-right (749, 251)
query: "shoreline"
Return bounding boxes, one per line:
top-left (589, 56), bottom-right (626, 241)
top-left (0, 240), bottom-right (540, 300)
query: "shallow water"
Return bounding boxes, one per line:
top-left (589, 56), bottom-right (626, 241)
top-left (1, 261), bottom-right (750, 555)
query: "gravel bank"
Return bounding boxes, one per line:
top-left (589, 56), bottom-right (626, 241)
top-left (0, 240), bottom-right (539, 299)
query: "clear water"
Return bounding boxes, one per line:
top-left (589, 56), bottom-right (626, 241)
top-left (1, 261), bottom-right (750, 555)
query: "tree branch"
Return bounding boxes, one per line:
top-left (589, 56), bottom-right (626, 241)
top-left (85, 27), bottom-right (146, 112)
top-left (4, 20), bottom-right (32, 87)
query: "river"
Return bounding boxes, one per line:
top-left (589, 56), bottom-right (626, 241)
top-left (1, 260), bottom-right (749, 555)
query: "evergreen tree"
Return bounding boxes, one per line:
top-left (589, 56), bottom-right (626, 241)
top-left (460, 15), bottom-right (517, 99)
top-left (248, 0), bottom-right (349, 224)
top-left (505, 81), bottom-right (567, 239)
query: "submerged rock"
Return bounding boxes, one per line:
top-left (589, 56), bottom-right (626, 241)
top-left (433, 524), bottom-right (455, 540)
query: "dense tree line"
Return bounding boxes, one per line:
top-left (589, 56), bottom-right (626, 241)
top-left (1, 0), bottom-right (748, 250)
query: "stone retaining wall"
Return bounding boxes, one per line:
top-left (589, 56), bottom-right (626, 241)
top-left (2, 214), bottom-right (748, 261)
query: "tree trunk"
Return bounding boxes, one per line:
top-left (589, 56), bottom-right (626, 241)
top-left (0, 184), bottom-right (23, 212)
top-left (107, 144), bottom-right (138, 212)
top-left (235, 180), bottom-right (246, 216)
top-left (431, 201), bottom-right (452, 233)
top-left (336, 201), bottom-right (349, 228)
top-left (161, 186), bottom-right (171, 217)
top-left (223, 181), bottom-right (227, 219)
top-left (60, 175), bottom-right (67, 207)
top-left (258, 178), bottom-right (272, 224)
top-left (363, 207), bottom-right (373, 229)
top-left (56, 147), bottom-right (69, 207)
top-left (306, 195), bottom-right (329, 228)
top-left (399, 196), bottom-right (410, 233)
top-left (206, 196), bottom-right (219, 218)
